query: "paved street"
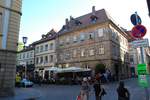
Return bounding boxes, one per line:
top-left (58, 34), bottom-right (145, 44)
top-left (1, 78), bottom-right (150, 100)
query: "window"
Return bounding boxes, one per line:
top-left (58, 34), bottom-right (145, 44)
top-left (36, 47), bottom-right (39, 53)
top-left (45, 44), bottom-right (48, 51)
top-left (40, 57), bottom-right (43, 64)
top-left (50, 43), bottom-right (53, 50)
top-left (112, 45), bottom-right (117, 56)
top-left (89, 32), bottom-right (94, 39)
top-left (73, 50), bottom-right (77, 57)
top-left (30, 60), bottom-right (33, 64)
top-left (23, 53), bottom-right (25, 58)
top-left (45, 56), bottom-right (48, 63)
top-left (36, 57), bottom-right (39, 64)
top-left (73, 36), bottom-right (77, 42)
top-left (80, 33), bottom-right (85, 41)
top-left (27, 52), bottom-right (29, 58)
top-left (49, 55), bottom-right (53, 62)
top-left (19, 54), bottom-right (21, 59)
top-left (30, 51), bottom-right (33, 57)
top-left (40, 45), bottom-right (43, 52)
top-left (66, 37), bottom-right (70, 43)
top-left (60, 54), bottom-right (64, 61)
top-left (89, 49), bottom-right (94, 56)
top-left (98, 45), bottom-right (104, 54)
top-left (130, 55), bottom-right (134, 62)
top-left (98, 29), bottom-right (103, 37)
top-left (81, 49), bottom-right (85, 57)
top-left (65, 53), bottom-right (70, 60)
top-left (91, 17), bottom-right (97, 23)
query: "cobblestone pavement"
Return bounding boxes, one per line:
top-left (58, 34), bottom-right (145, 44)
top-left (0, 77), bottom-right (150, 100)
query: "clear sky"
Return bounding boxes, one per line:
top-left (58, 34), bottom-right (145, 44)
top-left (19, 0), bottom-right (150, 45)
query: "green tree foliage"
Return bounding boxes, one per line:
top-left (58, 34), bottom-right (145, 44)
top-left (17, 42), bottom-right (24, 51)
top-left (95, 63), bottom-right (106, 74)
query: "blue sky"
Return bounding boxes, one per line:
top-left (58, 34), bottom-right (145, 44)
top-left (19, 0), bottom-right (150, 45)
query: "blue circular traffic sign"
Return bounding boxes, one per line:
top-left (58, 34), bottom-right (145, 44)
top-left (130, 14), bottom-right (142, 25)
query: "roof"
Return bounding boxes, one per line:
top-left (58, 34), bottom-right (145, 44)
top-left (32, 29), bottom-right (57, 45)
top-left (58, 9), bottom-right (111, 35)
top-left (18, 45), bottom-right (34, 53)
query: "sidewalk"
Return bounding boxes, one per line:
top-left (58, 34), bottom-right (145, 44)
top-left (0, 87), bottom-right (41, 100)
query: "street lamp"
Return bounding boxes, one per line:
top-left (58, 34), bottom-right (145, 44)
top-left (22, 36), bottom-right (28, 79)
top-left (22, 36), bottom-right (28, 49)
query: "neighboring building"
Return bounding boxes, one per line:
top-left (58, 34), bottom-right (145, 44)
top-left (33, 29), bottom-right (57, 78)
top-left (17, 45), bottom-right (34, 79)
top-left (128, 47), bottom-right (139, 76)
top-left (57, 6), bottom-right (130, 79)
top-left (145, 47), bottom-right (150, 72)
top-left (17, 45), bottom-right (34, 68)
top-left (0, 0), bottom-right (22, 96)
top-left (147, 0), bottom-right (150, 16)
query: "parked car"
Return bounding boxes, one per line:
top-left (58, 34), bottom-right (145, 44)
top-left (20, 78), bottom-right (33, 87)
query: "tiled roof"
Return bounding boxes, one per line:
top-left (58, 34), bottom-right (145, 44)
top-left (58, 9), bottom-right (111, 35)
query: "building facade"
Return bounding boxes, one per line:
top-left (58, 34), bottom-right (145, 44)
top-left (33, 29), bottom-right (57, 78)
top-left (0, 0), bottom-right (22, 96)
top-left (17, 45), bottom-right (35, 79)
top-left (57, 6), bottom-right (130, 79)
top-left (17, 46), bottom-right (34, 66)
top-left (128, 47), bottom-right (139, 76)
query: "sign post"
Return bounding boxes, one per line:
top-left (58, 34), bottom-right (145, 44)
top-left (130, 12), bottom-right (149, 100)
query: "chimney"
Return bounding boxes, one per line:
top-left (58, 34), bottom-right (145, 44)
top-left (65, 18), bottom-right (69, 25)
top-left (92, 6), bottom-right (96, 15)
top-left (70, 16), bottom-right (74, 20)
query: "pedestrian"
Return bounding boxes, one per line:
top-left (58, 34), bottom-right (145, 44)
top-left (117, 81), bottom-right (130, 100)
top-left (93, 79), bottom-right (106, 100)
top-left (80, 77), bottom-right (91, 100)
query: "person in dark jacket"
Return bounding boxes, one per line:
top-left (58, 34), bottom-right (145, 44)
top-left (117, 81), bottom-right (130, 100)
top-left (93, 79), bottom-right (106, 100)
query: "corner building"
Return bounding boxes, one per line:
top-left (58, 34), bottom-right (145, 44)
top-left (57, 6), bottom-right (130, 79)
top-left (0, 0), bottom-right (22, 96)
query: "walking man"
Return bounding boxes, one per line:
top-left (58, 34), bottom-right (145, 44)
top-left (117, 81), bottom-right (130, 100)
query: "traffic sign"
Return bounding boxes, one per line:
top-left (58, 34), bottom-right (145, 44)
top-left (129, 38), bottom-right (149, 48)
top-left (130, 14), bottom-right (142, 25)
top-left (131, 24), bottom-right (147, 38)
top-left (137, 63), bottom-right (147, 75)
top-left (138, 75), bottom-right (149, 87)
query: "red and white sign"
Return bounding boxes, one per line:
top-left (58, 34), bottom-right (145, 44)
top-left (131, 24), bottom-right (147, 38)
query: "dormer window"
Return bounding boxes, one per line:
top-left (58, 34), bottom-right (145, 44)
top-left (75, 20), bottom-right (82, 26)
top-left (89, 32), bottom-right (94, 39)
top-left (90, 15), bottom-right (98, 23)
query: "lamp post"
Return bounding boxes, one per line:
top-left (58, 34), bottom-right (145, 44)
top-left (22, 37), bottom-right (28, 79)
top-left (22, 36), bottom-right (28, 49)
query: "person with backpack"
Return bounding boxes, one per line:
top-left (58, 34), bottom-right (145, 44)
top-left (117, 81), bottom-right (130, 100)
top-left (93, 79), bottom-right (106, 100)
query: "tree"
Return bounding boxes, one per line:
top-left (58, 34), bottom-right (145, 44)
top-left (95, 63), bottom-right (106, 74)
top-left (17, 42), bottom-right (24, 51)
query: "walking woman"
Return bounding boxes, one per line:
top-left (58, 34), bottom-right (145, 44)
top-left (117, 81), bottom-right (130, 100)
top-left (80, 77), bottom-right (90, 100)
